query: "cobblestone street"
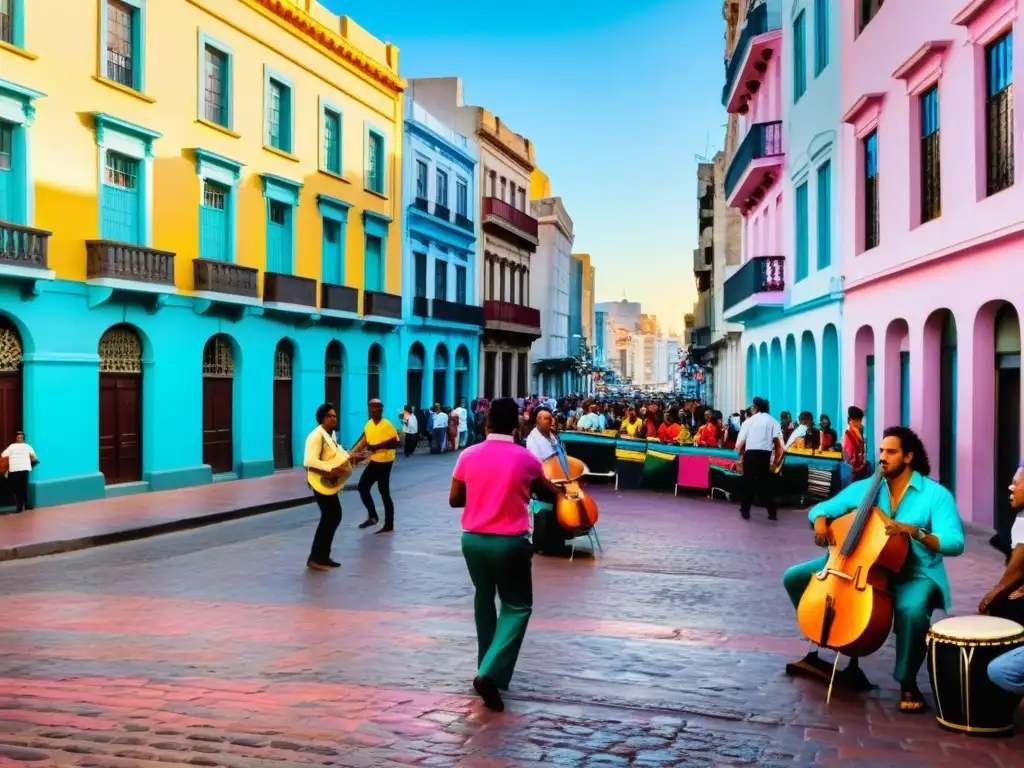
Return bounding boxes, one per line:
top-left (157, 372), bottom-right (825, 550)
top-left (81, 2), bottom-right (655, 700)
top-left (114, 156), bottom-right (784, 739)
top-left (0, 452), bottom-right (1021, 767)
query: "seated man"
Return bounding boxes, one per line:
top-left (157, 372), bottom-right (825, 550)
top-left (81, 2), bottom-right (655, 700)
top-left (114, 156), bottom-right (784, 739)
top-left (983, 463), bottom-right (1024, 694)
top-left (782, 426), bottom-right (965, 713)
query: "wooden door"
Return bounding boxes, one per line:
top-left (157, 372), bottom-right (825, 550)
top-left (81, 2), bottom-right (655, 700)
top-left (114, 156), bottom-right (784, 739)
top-left (325, 376), bottom-right (341, 412)
top-left (273, 378), bottom-right (293, 469)
top-left (0, 373), bottom-right (22, 449)
top-left (995, 359), bottom-right (1021, 532)
top-left (99, 373), bottom-right (141, 484)
top-left (202, 377), bottom-right (233, 474)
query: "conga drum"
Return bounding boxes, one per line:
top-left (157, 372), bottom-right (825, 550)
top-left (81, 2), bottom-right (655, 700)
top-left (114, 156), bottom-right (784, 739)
top-left (925, 616), bottom-right (1024, 736)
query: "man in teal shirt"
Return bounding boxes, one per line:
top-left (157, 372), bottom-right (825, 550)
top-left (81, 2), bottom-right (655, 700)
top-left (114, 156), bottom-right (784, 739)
top-left (782, 426), bottom-right (965, 713)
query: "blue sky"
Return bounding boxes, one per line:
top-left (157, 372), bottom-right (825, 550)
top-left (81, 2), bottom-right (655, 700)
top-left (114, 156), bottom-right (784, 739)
top-left (324, 0), bottom-right (725, 335)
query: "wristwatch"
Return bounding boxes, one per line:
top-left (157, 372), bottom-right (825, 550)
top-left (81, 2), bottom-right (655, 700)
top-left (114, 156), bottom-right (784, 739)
top-left (913, 527), bottom-right (928, 542)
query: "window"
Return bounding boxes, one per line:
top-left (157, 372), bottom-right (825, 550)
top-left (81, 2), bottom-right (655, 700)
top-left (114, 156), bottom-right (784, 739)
top-left (266, 200), bottom-right (291, 272)
top-left (201, 42), bottom-right (231, 128)
top-left (518, 187), bottom-right (526, 210)
top-left (500, 177), bottom-right (507, 200)
top-left (920, 86), bottom-right (941, 222)
top-left (0, 0), bottom-right (15, 45)
top-left (488, 170), bottom-right (497, 197)
top-left (795, 181), bottom-right (809, 281)
top-left (813, 0), bottom-right (829, 75)
top-left (456, 178), bottom-right (468, 217)
top-left (414, 252), bottom-right (427, 298)
top-left (321, 219), bottom-right (343, 284)
top-left (816, 161), bottom-right (831, 269)
top-left (793, 11), bottom-right (807, 102)
top-left (986, 31), bottom-right (1014, 197)
top-left (455, 264), bottom-right (467, 303)
top-left (0, 122), bottom-right (11, 170)
top-left (415, 160), bottom-right (428, 199)
top-left (436, 169), bottom-right (448, 208)
top-left (322, 105), bottom-right (342, 175)
top-left (200, 180), bottom-right (229, 261)
top-left (434, 258), bottom-right (448, 300)
top-left (365, 127), bottom-right (385, 195)
top-left (102, 150), bottom-right (141, 244)
top-left (509, 185), bottom-right (516, 209)
top-left (0, 122), bottom-right (14, 223)
top-left (105, 0), bottom-right (143, 90)
top-left (858, 0), bottom-right (884, 33)
top-left (265, 74), bottom-right (292, 153)
top-left (364, 234), bottom-right (383, 291)
top-left (864, 130), bottom-right (880, 250)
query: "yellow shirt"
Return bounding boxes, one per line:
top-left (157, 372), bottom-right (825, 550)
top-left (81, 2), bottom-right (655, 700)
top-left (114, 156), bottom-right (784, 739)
top-left (621, 418), bottom-right (642, 437)
top-left (364, 418), bottom-right (399, 463)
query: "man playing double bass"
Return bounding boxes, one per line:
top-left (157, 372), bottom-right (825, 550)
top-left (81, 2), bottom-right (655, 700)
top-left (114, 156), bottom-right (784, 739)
top-left (782, 426), bottom-right (965, 713)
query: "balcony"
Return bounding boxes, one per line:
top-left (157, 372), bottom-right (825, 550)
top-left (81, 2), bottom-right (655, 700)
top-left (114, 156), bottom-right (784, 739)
top-left (433, 298), bottom-right (484, 326)
top-left (321, 282), bottom-right (359, 313)
top-left (412, 295), bottom-right (429, 318)
top-left (722, 0), bottom-right (782, 114)
top-left (455, 213), bottom-right (474, 232)
top-left (433, 203), bottom-right (451, 222)
top-left (193, 258), bottom-right (258, 298)
top-left (0, 221), bottom-right (51, 271)
top-left (264, 272), bottom-right (316, 307)
top-left (86, 240), bottom-right (174, 285)
top-left (481, 197), bottom-right (539, 250)
top-left (723, 255), bottom-right (786, 324)
top-left (413, 196), bottom-right (429, 212)
top-left (364, 289), bottom-right (402, 320)
top-left (483, 299), bottom-right (542, 340)
top-left (725, 121), bottom-right (784, 212)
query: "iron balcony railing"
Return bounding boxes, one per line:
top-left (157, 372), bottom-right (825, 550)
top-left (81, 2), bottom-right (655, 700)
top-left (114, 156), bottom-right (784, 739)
top-left (721, 0), bottom-right (781, 105)
top-left (0, 221), bottom-right (51, 270)
top-left (364, 290), bottom-right (402, 319)
top-left (724, 121), bottom-right (784, 200)
top-left (264, 272), bottom-right (316, 306)
top-left (86, 240), bottom-right (175, 285)
top-left (482, 197), bottom-right (539, 238)
top-left (321, 282), bottom-right (359, 313)
top-left (483, 299), bottom-right (541, 328)
top-left (433, 298), bottom-right (484, 326)
top-left (723, 256), bottom-right (786, 312)
top-left (193, 258), bottom-right (258, 298)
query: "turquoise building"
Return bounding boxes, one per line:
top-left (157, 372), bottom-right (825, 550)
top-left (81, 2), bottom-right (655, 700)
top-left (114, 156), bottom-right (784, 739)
top-left (399, 97), bottom-right (482, 410)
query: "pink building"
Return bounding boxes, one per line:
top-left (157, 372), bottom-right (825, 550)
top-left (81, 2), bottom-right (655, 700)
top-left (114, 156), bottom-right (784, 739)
top-left (840, 0), bottom-right (1021, 531)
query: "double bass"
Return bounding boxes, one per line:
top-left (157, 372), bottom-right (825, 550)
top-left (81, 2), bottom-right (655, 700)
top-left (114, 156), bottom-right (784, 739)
top-left (796, 463), bottom-right (908, 661)
top-left (541, 441), bottom-right (600, 537)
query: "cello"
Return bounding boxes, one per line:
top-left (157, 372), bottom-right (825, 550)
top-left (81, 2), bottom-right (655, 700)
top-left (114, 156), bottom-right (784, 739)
top-left (796, 463), bottom-right (908, 681)
top-left (542, 441), bottom-right (600, 537)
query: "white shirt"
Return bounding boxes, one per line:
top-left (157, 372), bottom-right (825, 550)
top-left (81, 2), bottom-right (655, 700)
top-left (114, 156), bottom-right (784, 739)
top-left (454, 406), bottom-right (468, 433)
top-left (403, 413), bottom-right (418, 434)
top-left (2, 442), bottom-right (36, 473)
top-left (577, 413), bottom-right (601, 431)
top-left (785, 424), bottom-right (808, 449)
top-left (432, 411), bottom-right (449, 430)
top-left (526, 427), bottom-right (557, 461)
top-left (1010, 512), bottom-right (1024, 549)
top-left (303, 427), bottom-right (342, 472)
top-left (737, 412), bottom-right (782, 452)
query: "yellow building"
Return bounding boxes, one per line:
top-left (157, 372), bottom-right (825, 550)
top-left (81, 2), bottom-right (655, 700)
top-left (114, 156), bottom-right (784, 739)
top-left (0, 0), bottom-right (410, 506)
top-left (573, 252), bottom-right (595, 344)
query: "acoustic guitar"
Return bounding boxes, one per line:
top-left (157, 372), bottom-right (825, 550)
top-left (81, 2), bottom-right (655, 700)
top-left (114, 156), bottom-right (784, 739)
top-left (307, 432), bottom-right (356, 496)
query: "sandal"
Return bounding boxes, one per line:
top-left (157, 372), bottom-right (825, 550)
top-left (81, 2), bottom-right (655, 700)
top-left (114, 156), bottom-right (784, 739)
top-left (899, 689), bottom-right (927, 713)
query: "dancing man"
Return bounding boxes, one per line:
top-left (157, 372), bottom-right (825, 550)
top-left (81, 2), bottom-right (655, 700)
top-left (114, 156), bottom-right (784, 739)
top-left (448, 397), bottom-right (565, 711)
top-left (303, 403), bottom-right (353, 570)
top-left (782, 426), bottom-right (965, 712)
top-left (351, 399), bottom-right (399, 534)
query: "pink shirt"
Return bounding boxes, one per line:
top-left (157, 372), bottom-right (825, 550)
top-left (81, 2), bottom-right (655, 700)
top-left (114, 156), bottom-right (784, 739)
top-left (453, 434), bottom-right (544, 535)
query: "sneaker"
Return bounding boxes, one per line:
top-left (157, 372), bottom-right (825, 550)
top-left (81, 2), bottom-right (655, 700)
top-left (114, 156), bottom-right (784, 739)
top-left (358, 517), bottom-right (378, 529)
top-left (324, 558), bottom-right (341, 568)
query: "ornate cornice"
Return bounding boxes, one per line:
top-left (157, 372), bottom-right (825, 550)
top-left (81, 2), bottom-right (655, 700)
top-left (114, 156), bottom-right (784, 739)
top-left (245, 0), bottom-right (406, 94)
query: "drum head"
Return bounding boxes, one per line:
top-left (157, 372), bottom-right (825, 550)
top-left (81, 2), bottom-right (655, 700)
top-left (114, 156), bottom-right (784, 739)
top-left (930, 615), bottom-right (1024, 641)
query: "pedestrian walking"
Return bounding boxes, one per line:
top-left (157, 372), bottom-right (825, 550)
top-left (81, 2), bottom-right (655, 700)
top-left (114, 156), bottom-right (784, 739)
top-left (1, 431), bottom-right (38, 513)
top-left (735, 396), bottom-right (784, 521)
top-left (400, 405), bottom-right (419, 457)
top-left (351, 399), bottom-right (399, 534)
top-left (448, 397), bottom-right (565, 711)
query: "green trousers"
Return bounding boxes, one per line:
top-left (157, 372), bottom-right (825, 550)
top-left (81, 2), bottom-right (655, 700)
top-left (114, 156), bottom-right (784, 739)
top-left (783, 555), bottom-right (942, 684)
top-left (461, 532), bottom-right (533, 689)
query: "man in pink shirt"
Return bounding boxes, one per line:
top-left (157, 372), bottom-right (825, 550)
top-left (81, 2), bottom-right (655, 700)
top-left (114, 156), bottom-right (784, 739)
top-left (449, 397), bottom-right (565, 711)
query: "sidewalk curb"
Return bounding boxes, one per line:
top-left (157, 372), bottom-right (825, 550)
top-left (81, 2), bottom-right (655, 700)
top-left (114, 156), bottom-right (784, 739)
top-left (0, 493), bottom-right (321, 563)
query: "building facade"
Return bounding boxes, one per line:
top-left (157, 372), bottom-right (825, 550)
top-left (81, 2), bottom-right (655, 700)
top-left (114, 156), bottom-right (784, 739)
top-left (839, 0), bottom-right (1021, 530)
top-left (406, 77), bottom-right (542, 399)
top-left (721, 0), bottom-right (843, 428)
top-left (0, 0), bottom-right (405, 506)
top-left (400, 95), bottom-right (481, 411)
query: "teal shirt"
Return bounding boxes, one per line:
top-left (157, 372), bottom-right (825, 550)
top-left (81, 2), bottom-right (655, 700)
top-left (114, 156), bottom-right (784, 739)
top-left (807, 471), bottom-right (965, 611)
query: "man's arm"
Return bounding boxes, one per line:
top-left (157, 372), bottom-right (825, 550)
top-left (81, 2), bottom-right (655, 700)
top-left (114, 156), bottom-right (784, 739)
top-left (981, 545), bottom-right (1024, 612)
top-left (449, 478), bottom-right (467, 508)
top-left (735, 421), bottom-right (749, 457)
top-left (920, 485), bottom-right (966, 557)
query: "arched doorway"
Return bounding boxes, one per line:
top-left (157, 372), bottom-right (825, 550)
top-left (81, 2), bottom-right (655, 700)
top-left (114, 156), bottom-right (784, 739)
top-left (821, 324), bottom-right (840, 424)
top-left (800, 330), bottom-right (817, 416)
top-left (994, 304), bottom-right (1020, 532)
top-left (202, 335), bottom-right (235, 475)
top-left (326, 340), bottom-right (343, 409)
top-left (273, 340), bottom-right (294, 469)
top-left (938, 313), bottom-right (957, 492)
top-left (368, 344), bottom-right (383, 402)
top-left (455, 345), bottom-right (470, 404)
top-left (769, 338), bottom-right (783, 412)
top-left (0, 317), bottom-right (23, 449)
top-left (433, 343), bottom-right (449, 405)
top-left (98, 325), bottom-right (143, 485)
top-left (407, 343), bottom-right (425, 409)
top-left (745, 344), bottom-right (757, 404)
top-left (757, 342), bottom-right (769, 400)
top-left (784, 334), bottom-right (797, 415)
top-left (885, 319), bottom-right (911, 426)
top-left (854, 325), bottom-right (876, 461)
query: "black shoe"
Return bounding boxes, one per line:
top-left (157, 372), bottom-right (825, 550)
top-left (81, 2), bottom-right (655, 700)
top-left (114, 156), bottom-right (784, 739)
top-left (374, 526), bottom-right (394, 535)
top-left (324, 558), bottom-right (341, 568)
top-left (740, 509), bottom-right (751, 520)
top-left (473, 675), bottom-right (504, 712)
top-left (768, 512), bottom-right (778, 521)
top-left (306, 559), bottom-right (331, 571)
top-left (358, 517), bottom-right (378, 529)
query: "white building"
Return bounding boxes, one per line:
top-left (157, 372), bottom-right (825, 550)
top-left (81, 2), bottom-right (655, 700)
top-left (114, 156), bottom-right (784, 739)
top-left (529, 197), bottom-right (574, 394)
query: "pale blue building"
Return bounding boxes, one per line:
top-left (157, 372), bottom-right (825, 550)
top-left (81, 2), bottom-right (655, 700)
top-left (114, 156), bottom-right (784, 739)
top-left (399, 97), bottom-right (482, 411)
